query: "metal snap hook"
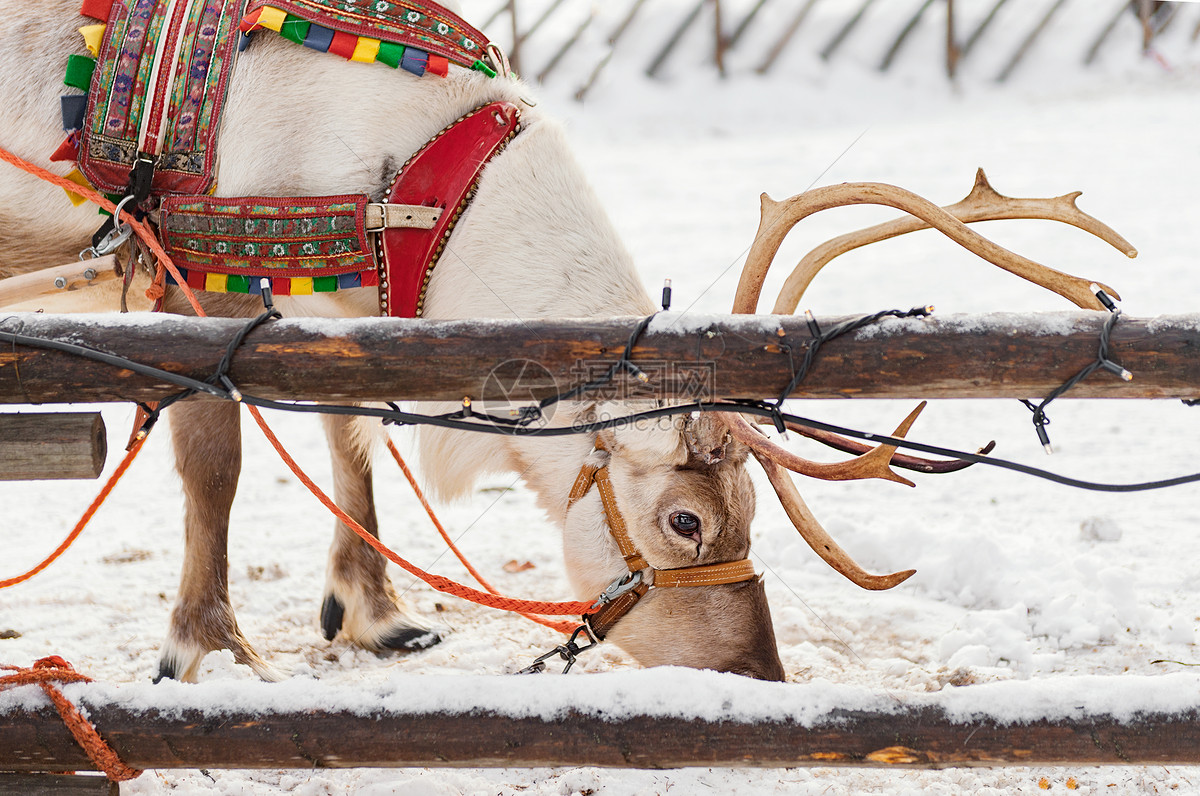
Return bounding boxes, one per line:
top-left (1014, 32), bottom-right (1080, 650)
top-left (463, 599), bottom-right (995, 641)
top-left (80, 195), bottom-right (136, 260)
top-left (516, 624), bottom-right (598, 674)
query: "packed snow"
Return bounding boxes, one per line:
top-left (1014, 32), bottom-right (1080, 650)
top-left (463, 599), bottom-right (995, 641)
top-left (4, 0), bottom-right (1200, 793)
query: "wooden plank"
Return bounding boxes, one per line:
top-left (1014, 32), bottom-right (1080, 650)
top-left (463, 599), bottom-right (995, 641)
top-left (646, 0), bottom-right (707, 78)
top-left (820, 0), bottom-right (877, 61)
top-left (879, 0), bottom-right (936, 72)
top-left (576, 0), bottom-right (649, 101)
top-left (0, 412), bottom-right (106, 480)
top-left (4, 696), bottom-right (1200, 770)
top-left (0, 312), bottom-right (1198, 405)
top-left (0, 774), bottom-right (117, 795)
top-left (995, 0), bottom-right (1068, 83)
top-left (0, 256), bottom-right (120, 310)
top-left (757, 0), bottom-right (820, 74)
top-left (961, 0), bottom-right (1010, 59)
top-left (0, 312), bottom-right (1195, 408)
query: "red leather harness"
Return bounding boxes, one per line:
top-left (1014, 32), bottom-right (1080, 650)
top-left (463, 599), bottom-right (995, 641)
top-left (378, 101), bottom-right (521, 317)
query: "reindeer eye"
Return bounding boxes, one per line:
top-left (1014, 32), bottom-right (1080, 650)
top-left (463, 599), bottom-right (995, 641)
top-left (669, 511), bottom-right (701, 537)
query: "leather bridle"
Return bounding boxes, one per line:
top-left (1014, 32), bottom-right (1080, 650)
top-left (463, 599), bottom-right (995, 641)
top-left (569, 439), bottom-right (759, 641)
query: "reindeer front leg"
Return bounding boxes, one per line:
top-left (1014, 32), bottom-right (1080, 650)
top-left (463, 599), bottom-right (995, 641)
top-left (320, 414), bottom-right (440, 653)
top-left (158, 398), bottom-right (281, 682)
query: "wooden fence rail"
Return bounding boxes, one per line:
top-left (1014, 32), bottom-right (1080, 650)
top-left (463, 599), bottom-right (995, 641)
top-left (3, 689), bottom-right (1200, 770)
top-left (0, 312), bottom-right (1198, 405)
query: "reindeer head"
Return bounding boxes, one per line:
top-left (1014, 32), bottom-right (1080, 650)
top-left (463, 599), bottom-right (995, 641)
top-left (560, 412), bottom-right (783, 680)
top-left (560, 170), bottom-right (1134, 680)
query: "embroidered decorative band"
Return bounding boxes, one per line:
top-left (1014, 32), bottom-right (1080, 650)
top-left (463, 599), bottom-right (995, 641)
top-left (240, 0), bottom-right (497, 77)
top-left (75, 0), bottom-right (243, 196)
top-left (159, 194), bottom-right (380, 294)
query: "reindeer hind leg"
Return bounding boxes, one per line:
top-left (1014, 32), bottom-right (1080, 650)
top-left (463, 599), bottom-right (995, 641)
top-left (321, 414), bottom-right (441, 654)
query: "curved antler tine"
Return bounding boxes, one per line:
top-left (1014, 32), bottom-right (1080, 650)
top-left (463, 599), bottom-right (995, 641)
top-left (780, 419), bottom-right (998, 473)
top-left (717, 404), bottom-right (930, 487)
top-left (733, 181), bottom-right (1118, 315)
top-left (770, 170), bottom-right (1134, 314)
top-left (752, 449), bottom-right (915, 590)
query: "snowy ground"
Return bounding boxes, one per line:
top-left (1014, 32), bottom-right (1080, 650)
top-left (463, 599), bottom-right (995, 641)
top-left (4, 1), bottom-right (1200, 793)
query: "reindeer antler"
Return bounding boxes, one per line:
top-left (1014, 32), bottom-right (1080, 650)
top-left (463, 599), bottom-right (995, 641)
top-left (771, 169), bottom-right (1137, 314)
top-left (727, 170), bottom-right (1135, 591)
top-left (734, 177), bottom-right (1129, 314)
top-left (751, 449), bottom-right (915, 591)
top-left (718, 404), bottom-right (930, 488)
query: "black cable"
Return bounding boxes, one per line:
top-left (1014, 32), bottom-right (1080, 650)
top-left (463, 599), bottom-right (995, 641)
top-left (3, 312), bottom-right (1199, 494)
top-left (1020, 307), bottom-right (1129, 453)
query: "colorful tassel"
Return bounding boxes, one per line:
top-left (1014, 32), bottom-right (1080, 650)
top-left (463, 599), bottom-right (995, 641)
top-left (256, 5), bottom-right (287, 31)
top-left (303, 24), bottom-right (334, 53)
top-left (61, 95), bottom-right (87, 131)
top-left (401, 48), bottom-right (428, 77)
top-left (79, 24), bottom-right (106, 57)
top-left (427, 54), bottom-right (449, 77)
top-left (49, 133), bottom-right (80, 163)
top-left (204, 272), bottom-right (227, 293)
top-left (376, 40), bottom-right (405, 68)
top-left (64, 54), bottom-right (96, 91)
top-left (279, 15), bottom-right (310, 45)
top-left (350, 37), bottom-right (381, 64)
top-left (62, 169), bottom-right (92, 207)
top-left (79, 0), bottom-right (115, 22)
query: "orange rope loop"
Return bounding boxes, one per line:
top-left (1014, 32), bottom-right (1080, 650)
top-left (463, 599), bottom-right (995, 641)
top-left (384, 438), bottom-right (579, 633)
top-left (0, 657), bottom-right (142, 781)
top-left (249, 408), bottom-right (595, 616)
top-left (1, 437), bottom-right (147, 590)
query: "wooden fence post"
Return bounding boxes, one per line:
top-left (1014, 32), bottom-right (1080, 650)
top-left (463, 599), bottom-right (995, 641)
top-left (0, 412), bottom-right (106, 481)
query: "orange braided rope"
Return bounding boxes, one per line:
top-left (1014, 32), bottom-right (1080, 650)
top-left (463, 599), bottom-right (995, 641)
top-left (0, 436), bottom-right (146, 590)
top-left (0, 657), bottom-right (142, 781)
top-left (0, 142), bottom-right (593, 618)
top-left (249, 410), bottom-right (595, 616)
top-left (384, 438), bottom-right (578, 633)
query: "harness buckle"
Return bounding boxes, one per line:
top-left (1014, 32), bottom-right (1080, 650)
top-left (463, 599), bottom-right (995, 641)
top-left (591, 569), bottom-right (643, 609)
top-left (515, 624), bottom-right (597, 675)
top-left (80, 195), bottom-right (135, 260)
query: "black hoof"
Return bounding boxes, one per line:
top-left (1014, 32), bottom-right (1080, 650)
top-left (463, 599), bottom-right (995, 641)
top-left (320, 594), bottom-right (345, 641)
top-left (153, 660), bottom-right (176, 684)
top-left (379, 627), bottom-right (442, 652)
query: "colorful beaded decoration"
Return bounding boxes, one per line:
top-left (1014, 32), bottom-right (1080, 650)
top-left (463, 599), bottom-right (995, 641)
top-left (239, 0), bottom-right (497, 78)
top-left (158, 194), bottom-right (380, 297)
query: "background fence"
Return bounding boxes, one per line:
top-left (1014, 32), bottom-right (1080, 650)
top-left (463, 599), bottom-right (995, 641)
top-left (460, 0), bottom-right (1200, 99)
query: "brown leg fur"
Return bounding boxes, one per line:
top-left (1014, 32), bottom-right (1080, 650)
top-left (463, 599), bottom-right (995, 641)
top-left (320, 414), bottom-right (439, 652)
top-left (158, 397), bottom-right (281, 682)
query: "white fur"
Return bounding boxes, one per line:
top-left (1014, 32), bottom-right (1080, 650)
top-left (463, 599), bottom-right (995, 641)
top-left (0, 2), bottom-right (781, 680)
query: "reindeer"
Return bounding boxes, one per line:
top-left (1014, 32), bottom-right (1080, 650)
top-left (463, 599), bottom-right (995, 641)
top-left (0, 0), bottom-right (1133, 683)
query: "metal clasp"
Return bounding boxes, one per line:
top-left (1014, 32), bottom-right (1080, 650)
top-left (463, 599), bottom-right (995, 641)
top-left (591, 569), bottom-right (642, 609)
top-left (80, 195), bottom-right (135, 260)
top-left (516, 624), bottom-right (597, 675)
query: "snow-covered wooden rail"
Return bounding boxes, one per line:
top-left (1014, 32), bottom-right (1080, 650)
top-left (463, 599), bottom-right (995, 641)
top-left (0, 312), bottom-right (1198, 405)
top-left (3, 672), bottom-right (1200, 771)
